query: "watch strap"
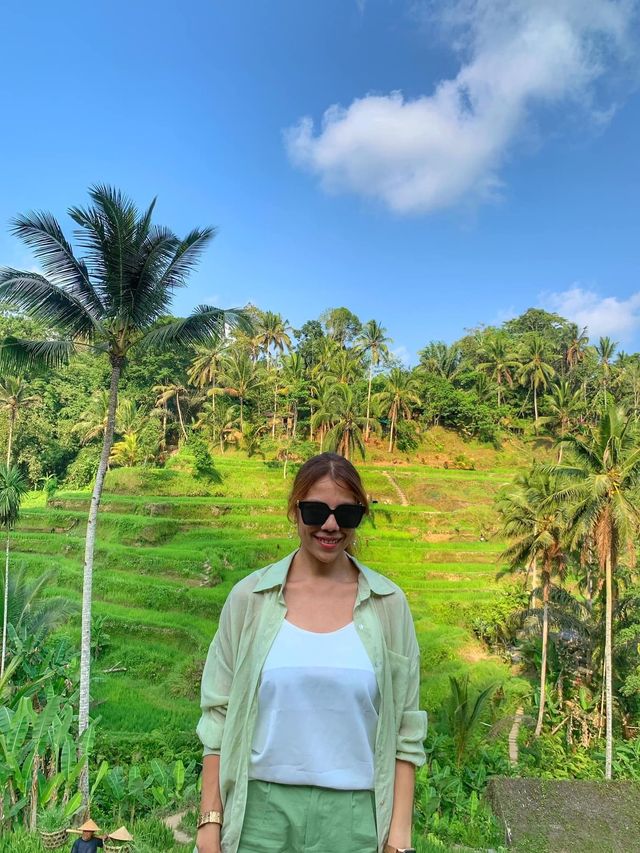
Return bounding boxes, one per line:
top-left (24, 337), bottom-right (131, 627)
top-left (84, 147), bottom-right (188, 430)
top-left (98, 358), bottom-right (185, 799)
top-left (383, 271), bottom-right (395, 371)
top-left (197, 809), bottom-right (223, 828)
top-left (384, 847), bottom-right (416, 853)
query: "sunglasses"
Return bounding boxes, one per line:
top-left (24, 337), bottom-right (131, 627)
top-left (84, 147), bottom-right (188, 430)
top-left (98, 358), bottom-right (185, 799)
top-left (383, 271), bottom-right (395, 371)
top-left (296, 500), bottom-right (366, 529)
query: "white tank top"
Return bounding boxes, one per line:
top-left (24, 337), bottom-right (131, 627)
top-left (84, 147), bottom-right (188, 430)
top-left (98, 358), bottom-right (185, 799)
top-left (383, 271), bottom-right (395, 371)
top-left (249, 619), bottom-right (380, 790)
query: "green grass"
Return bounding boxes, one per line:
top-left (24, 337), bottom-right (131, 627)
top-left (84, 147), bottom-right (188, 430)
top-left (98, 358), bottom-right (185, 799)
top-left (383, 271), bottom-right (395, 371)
top-left (15, 449), bottom-right (531, 741)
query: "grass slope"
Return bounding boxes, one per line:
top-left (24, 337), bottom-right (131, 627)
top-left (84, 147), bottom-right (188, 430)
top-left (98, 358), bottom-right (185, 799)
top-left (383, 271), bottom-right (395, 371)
top-left (17, 438), bottom-right (534, 742)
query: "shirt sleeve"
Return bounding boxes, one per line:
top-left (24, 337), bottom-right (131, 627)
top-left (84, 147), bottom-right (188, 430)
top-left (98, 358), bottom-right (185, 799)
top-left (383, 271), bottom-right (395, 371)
top-left (395, 594), bottom-right (428, 766)
top-left (196, 591), bottom-right (236, 756)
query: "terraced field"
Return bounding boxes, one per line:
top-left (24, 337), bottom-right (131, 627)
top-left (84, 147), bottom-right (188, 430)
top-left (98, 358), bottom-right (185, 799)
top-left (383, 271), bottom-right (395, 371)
top-left (16, 455), bottom-right (528, 743)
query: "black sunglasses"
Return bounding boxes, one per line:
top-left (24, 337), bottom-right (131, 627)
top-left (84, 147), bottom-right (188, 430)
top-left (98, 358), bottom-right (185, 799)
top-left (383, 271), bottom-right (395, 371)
top-left (296, 500), bottom-right (366, 529)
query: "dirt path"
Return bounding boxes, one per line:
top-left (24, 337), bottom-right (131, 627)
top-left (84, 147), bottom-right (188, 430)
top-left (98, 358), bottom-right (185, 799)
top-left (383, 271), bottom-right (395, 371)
top-left (382, 471), bottom-right (409, 506)
top-left (163, 810), bottom-right (192, 846)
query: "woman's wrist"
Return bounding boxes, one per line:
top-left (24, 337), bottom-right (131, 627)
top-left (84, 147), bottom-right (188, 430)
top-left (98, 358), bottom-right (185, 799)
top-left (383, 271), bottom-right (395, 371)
top-left (386, 825), bottom-right (413, 848)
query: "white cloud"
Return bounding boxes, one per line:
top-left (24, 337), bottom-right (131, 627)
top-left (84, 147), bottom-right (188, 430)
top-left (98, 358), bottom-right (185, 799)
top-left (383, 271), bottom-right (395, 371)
top-left (390, 344), bottom-right (413, 366)
top-left (543, 285), bottom-right (640, 341)
top-left (285, 0), bottom-right (637, 214)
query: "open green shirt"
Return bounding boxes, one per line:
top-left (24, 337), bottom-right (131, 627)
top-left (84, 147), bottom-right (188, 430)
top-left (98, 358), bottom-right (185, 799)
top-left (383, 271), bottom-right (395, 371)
top-left (197, 550), bottom-right (428, 853)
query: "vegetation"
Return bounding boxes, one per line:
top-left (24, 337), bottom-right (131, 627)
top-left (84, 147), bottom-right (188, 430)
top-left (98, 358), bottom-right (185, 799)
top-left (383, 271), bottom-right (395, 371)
top-left (1, 190), bottom-right (640, 847)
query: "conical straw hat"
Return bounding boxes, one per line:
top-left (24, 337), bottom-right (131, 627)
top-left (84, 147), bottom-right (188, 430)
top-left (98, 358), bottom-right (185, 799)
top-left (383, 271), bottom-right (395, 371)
top-left (108, 826), bottom-right (133, 841)
top-left (78, 818), bottom-right (101, 832)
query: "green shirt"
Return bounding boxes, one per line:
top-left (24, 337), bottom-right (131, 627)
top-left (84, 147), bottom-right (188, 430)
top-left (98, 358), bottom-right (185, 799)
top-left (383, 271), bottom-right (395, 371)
top-left (197, 550), bottom-right (428, 853)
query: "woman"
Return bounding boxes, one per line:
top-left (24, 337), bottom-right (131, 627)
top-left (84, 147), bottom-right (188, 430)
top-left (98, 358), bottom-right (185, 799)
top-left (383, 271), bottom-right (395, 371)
top-left (196, 452), bottom-right (427, 853)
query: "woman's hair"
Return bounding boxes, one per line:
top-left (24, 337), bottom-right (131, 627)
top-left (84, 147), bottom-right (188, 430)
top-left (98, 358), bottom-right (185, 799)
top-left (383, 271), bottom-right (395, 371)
top-left (287, 452), bottom-right (370, 522)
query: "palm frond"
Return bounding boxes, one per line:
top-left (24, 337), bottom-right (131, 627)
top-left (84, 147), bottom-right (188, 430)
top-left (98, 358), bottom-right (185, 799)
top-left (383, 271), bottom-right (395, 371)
top-left (0, 337), bottom-right (76, 372)
top-left (10, 212), bottom-right (104, 317)
top-left (139, 306), bottom-right (251, 350)
top-left (153, 227), bottom-right (217, 292)
top-left (0, 271), bottom-right (98, 337)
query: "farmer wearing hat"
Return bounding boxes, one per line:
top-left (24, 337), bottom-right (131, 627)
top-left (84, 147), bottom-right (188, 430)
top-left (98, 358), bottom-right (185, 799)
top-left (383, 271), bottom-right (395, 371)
top-left (70, 818), bottom-right (104, 852)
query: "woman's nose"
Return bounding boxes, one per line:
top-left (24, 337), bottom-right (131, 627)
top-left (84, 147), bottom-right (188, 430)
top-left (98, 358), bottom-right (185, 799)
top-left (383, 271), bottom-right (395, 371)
top-left (321, 511), bottom-right (339, 531)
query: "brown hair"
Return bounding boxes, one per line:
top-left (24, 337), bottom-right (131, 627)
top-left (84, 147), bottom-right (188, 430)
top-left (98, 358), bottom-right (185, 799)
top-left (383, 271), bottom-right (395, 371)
top-left (287, 452), bottom-right (370, 522)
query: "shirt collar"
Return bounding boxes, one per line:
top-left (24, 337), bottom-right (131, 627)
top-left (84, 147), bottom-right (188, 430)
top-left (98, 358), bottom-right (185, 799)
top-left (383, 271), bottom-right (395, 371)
top-left (252, 549), bottom-right (395, 597)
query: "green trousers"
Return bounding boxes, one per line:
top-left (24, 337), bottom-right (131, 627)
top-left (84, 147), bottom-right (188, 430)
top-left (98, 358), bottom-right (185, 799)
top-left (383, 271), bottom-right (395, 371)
top-left (237, 779), bottom-right (378, 853)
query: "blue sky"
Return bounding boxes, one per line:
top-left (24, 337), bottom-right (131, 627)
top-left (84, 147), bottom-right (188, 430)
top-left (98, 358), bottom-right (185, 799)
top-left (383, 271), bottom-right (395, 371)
top-left (1, 0), bottom-right (639, 365)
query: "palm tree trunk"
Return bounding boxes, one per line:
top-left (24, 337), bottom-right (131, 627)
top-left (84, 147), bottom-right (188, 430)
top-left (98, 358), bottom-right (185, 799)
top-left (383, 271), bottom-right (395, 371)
top-left (365, 365), bottom-right (373, 443)
top-left (78, 358), bottom-right (122, 803)
top-left (388, 411), bottom-right (396, 453)
top-left (240, 397), bottom-right (244, 431)
top-left (534, 579), bottom-right (550, 737)
top-left (533, 384), bottom-right (538, 432)
top-left (6, 410), bottom-right (15, 465)
top-left (1, 530), bottom-right (10, 679)
top-left (175, 393), bottom-right (187, 441)
top-left (310, 404), bottom-right (314, 442)
top-left (272, 385), bottom-right (277, 440)
top-left (604, 548), bottom-right (613, 779)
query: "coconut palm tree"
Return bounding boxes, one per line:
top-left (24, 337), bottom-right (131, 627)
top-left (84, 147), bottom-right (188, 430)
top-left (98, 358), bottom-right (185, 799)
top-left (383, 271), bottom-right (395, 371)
top-left (0, 375), bottom-right (39, 464)
top-left (499, 467), bottom-right (567, 736)
top-left (477, 331), bottom-right (520, 407)
top-left (323, 384), bottom-right (366, 461)
top-left (375, 368), bottom-right (421, 452)
top-left (153, 383), bottom-right (192, 442)
top-left (518, 333), bottom-right (556, 429)
top-left (548, 405), bottom-right (640, 777)
top-left (565, 326), bottom-right (589, 372)
top-left (418, 341), bottom-right (462, 380)
top-left (0, 185), bottom-right (249, 785)
top-left (255, 311), bottom-right (292, 365)
top-left (0, 463), bottom-right (28, 678)
top-left (596, 337), bottom-right (617, 407)
top-left (356, 320), bottom-right (391, 443)
top-left (219, 351), bottom-right (261, 431)
top-left (187, 339), bottom-right (227, 413)
top-left (541, 380), bottom-right (583, 461)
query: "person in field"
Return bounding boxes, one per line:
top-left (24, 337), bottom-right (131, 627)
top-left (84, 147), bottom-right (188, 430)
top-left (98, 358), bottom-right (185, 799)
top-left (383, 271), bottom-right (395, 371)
top-left (69, 819), bottom-right (104, 852)
top-left (195, 452), bottom-right (426, 853)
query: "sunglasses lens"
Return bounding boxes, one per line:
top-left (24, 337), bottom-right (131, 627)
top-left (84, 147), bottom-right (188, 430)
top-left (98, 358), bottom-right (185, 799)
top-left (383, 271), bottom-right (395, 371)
top-left (298, 502), bottom-right (330, 525)
top-left (298, 501), bottom-right (365, 529)
top-left (334, 505), bottom-right (365, 528)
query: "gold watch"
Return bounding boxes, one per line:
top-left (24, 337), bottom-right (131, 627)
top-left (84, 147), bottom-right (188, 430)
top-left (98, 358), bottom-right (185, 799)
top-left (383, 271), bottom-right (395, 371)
top-left (197, 810), bottom-right (223, 829)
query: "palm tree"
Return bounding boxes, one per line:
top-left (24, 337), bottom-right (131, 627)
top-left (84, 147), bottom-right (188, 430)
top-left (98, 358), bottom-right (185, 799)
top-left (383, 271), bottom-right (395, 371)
top-left (310, 380), bottom-right (335, 451)
top-left (255, 311), bottom-right (292, 365)
top-left (0, 463), bottom-right (28, 678)
top-left (280, 353), bottom-right (307, 438)
top-left (219, 352), bottom-right (261, 430)
top-left (440, 675), bottom-right (497, 766)
top-left (194, 404), bottom-right (240, 454)
top-left (477, 331), bottom-right (520, 406)
top-left (187, 339), bottom-right (227, 413)
top-left (541, 380), bottom-right (583, 461)
top-left (548, 405), bottom-right (640, 777)
top-left (375, 368), bottom-right (421, 452)
top-left (418, 341), bottom-right (462, 380)
top-left (499, 468), bottom-right (567, 736)
top-left (323, 384), bottom-right (366, 461)
top-left (0, 375), bottom-right (39, 464)
top-left (1, 564), bottom-right (75, 639)
top-left (565, 326), bottom-right (589, 372)
top-left (356, 320), bottom-right (391, 443)
top-left (518, 333), bottom-right (556, 429)
top-left (0, 185), bottom-right (249, 785)
top-left (596, 337), bottom-right (617, 407)
top-left (153, 383), bottom-right (191, 441)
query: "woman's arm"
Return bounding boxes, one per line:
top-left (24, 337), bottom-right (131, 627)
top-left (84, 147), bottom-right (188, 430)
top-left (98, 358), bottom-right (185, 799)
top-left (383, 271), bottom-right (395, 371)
top-left (386, 758), bottom-right (415, 849)
top-left (195, 753), bottom-right (223, 853)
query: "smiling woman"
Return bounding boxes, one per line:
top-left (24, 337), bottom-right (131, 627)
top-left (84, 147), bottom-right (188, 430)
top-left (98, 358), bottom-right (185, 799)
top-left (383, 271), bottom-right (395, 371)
top-left (195, 452), bottom-right (427, 853)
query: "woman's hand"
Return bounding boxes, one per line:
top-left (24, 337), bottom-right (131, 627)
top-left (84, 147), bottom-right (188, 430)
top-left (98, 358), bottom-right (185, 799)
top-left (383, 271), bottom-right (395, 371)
top-left (195, 822), bottom-right (221, 853)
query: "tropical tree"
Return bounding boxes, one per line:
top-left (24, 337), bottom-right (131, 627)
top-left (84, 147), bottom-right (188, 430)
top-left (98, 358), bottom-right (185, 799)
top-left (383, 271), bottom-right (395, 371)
top-left (541, 380), bottom-right (583, 461)
top-left (357, 320), bottom-right (391, 443)
top-left (548, 405), bottom-right (640, 777)
top-left (0, 375), bottom-right (39, 464)
top-left (0, 463), bottom-right (28, 678)
top-left (596, 337), bottom-right (617, 407)
top-left (418, 341), bottom-right (462, 380)
top-left (0, 185), bottom-right (248, 793)
top-left (565, 326), bottom-right (590, 372)
top-left (440, 675), bottom-right (497, 766)
top-left (518, 333), bottom-right (556, 428)
top-left (187, 339), bottom-right (227, 412)
top-left (323, 383), bottom-right (366, 461)
top-left (255, 311), bottom-right (292, 365)
top-left (153, 383), bottom-right (192, 442)
top-left (477, 331), bottom-right (520, 406)
top-left (219, 352), bottom-right (261, 430)
top-left (1, 565), bottom-right (75, 640)
top-left (375, 368), bottom-right (421, 452)
top-left (499, 468), bottom-right (567, 736)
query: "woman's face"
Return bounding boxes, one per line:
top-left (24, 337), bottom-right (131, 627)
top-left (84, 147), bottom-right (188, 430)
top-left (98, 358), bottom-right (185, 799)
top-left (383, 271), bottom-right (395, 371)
top-left (296, 475), bottom-right (359, 565)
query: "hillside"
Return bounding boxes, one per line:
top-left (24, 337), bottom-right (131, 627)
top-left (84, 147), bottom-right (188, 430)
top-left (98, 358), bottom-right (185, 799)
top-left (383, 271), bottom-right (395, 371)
top-left (15, 433), bottom-right (539, 747)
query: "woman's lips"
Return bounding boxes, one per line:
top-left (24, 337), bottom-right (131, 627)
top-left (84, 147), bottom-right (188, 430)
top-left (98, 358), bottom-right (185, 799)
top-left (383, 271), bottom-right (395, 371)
top-left (315, 535), bottom-right (341, 549)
